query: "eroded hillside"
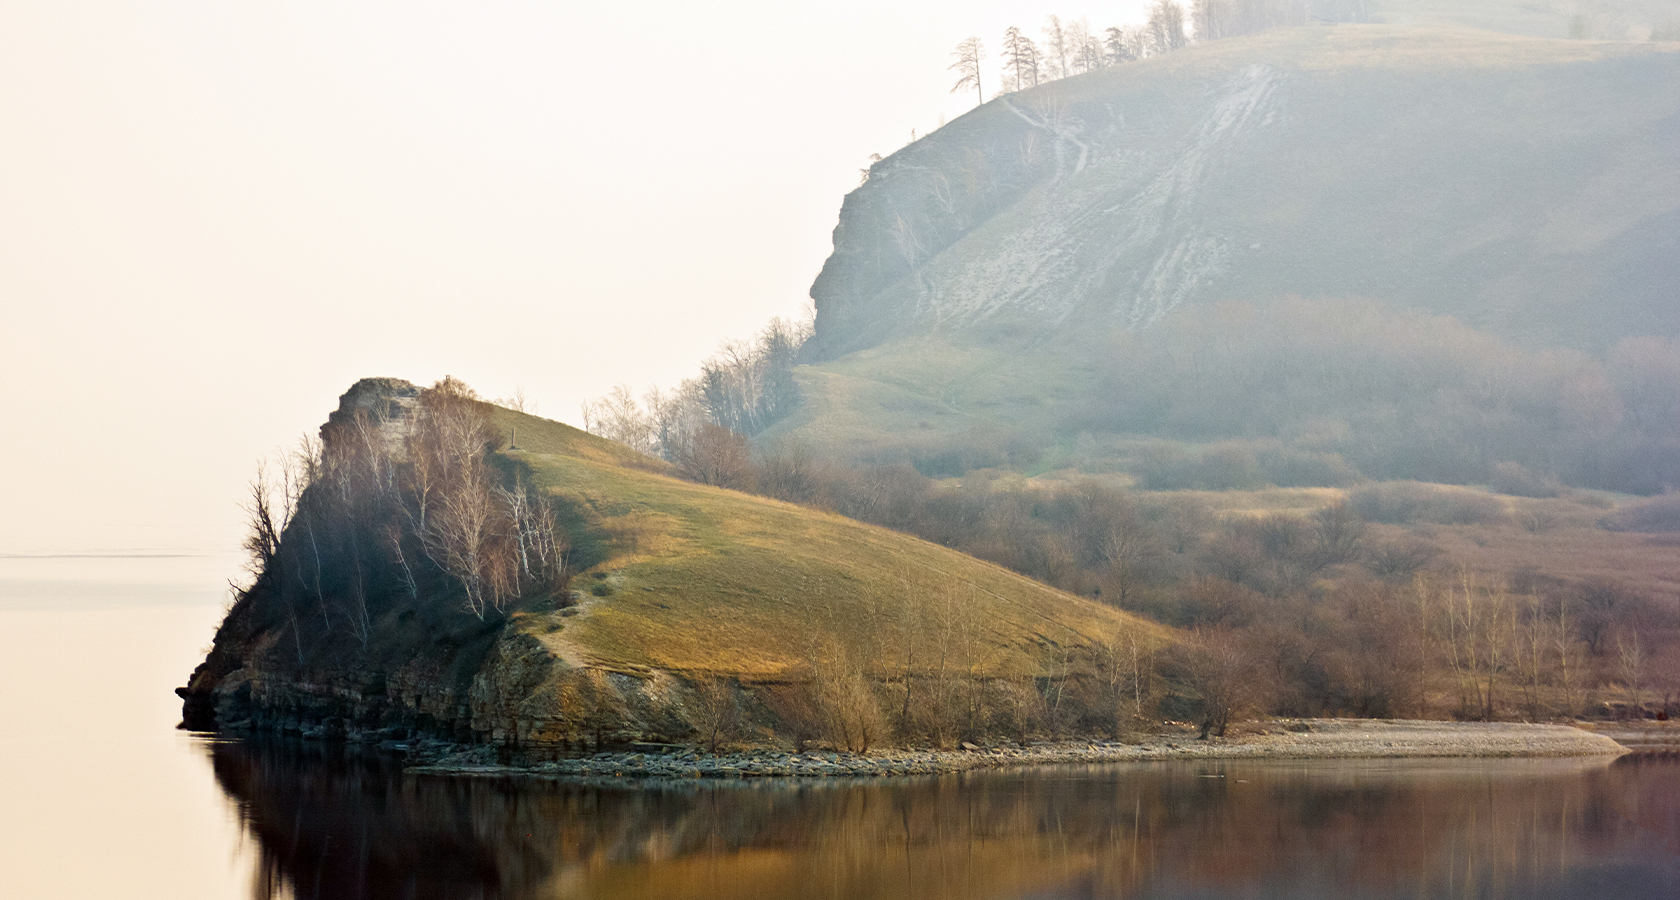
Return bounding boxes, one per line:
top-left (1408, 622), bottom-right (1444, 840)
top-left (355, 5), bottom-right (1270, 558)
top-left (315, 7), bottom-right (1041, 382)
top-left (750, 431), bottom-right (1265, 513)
top-left (808, 25), bottom-right (1680, 358)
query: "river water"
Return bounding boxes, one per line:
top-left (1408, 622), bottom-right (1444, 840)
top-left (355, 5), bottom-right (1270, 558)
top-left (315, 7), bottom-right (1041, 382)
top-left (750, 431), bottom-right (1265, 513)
top-left (4, 560), bottom-right (1678, 900)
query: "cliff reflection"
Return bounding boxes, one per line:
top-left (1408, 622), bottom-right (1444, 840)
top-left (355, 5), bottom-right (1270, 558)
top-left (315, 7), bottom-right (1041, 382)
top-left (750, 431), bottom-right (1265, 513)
top-left (209, 742), bottom-right (1680, 900)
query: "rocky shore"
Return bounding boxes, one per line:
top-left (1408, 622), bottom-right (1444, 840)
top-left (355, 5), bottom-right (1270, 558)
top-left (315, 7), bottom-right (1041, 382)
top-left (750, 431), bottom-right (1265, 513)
top-left (407, 719), bottom-right (1631, 780)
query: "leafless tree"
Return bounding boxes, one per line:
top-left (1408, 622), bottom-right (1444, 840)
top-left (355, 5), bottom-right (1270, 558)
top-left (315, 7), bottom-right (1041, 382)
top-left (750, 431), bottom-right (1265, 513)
top-left (1182, 625), bottom-right (1269, 738)
top-left (807, 639), bottom-right (885, 753)
top-left (1422, 570), bottom-right (1517, 720)
top-left (1065, 19), bottom-right (1105, 74)
top-left (240, 461), bottom-right (295, 581)
top-left (1042, 15), bottom-right (1069, 79)
top-left (1617, 628), bottom-right (1647, 714)
top-left (948, 36), bottom-right (985, 106)
top-left (1099, 629), bottom-right (1159, 739)
top-left (1106, 25), bottom-right (1149, 62)
top-left (583, 385), bottom-right (657, 455)
top-left (675, 422), bottom-right (754, 490)
top-left (1148, 0), bottom-right (1190, 53)
top-left (689, 676), bottom-right (742, 753)
top-left (1001, 26), bottom-right (1041, 91)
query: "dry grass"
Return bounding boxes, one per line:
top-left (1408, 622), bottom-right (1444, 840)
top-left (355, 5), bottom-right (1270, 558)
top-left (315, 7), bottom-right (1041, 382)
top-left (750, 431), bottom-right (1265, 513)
top-left (1418, 522), bottom-right (1680, 600)
top-left (488, 408), bottom-right (1169, 681)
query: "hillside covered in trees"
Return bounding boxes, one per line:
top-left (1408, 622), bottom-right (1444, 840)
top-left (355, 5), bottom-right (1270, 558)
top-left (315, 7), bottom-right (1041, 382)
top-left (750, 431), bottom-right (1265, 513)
top-left (579, 4), bottom-right (1680, 730)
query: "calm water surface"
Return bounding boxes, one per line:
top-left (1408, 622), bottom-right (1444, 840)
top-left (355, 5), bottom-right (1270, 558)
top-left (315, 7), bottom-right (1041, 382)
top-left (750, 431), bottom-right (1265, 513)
top-left (4, 562), bottom-right (1678, 900)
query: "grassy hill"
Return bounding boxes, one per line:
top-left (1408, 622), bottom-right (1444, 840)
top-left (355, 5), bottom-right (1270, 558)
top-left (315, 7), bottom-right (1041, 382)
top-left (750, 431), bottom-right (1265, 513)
top-left (494, 406), bottom-right (1164, 681)
top-left (183, 382), bottom-right (1172, 752)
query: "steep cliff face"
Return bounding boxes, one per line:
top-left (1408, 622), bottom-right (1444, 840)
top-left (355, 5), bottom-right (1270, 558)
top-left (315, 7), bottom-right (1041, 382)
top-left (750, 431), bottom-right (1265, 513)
top-left (806, 26), bottom-right (1680, 358)
top-left (177, 378), bottom-right (559, 745)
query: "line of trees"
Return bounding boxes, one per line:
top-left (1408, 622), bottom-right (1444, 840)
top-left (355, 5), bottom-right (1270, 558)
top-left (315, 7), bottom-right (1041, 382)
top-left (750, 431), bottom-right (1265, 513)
top-left (239, 378), bottom-right (570, 668)
top-left (1092, 298), bottom-right (1680, 495)
top-left (580, 316), bottom-right (809, 484)
top-left (954, 2), bottom-right (1373, 103)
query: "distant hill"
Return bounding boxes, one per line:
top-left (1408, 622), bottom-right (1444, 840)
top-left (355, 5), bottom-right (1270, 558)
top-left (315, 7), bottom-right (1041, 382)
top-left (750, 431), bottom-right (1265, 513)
top-left (787, 23), bottom-right (1680, 491)
top-left (808, 25), bottom-right (1679, 360)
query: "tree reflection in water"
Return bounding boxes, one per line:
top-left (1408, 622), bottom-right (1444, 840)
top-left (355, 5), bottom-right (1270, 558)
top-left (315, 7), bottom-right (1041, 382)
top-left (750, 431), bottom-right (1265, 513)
top-left (209, 740), bottom-right (1680, 900)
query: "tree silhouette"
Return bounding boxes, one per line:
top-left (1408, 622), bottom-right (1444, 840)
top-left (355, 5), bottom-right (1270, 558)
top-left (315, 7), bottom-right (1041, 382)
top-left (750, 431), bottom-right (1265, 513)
top-left (949, 36), bottom-right (985, 106)
top-left (1002, 26), bottom-right (1041, 92)
top-left (1042, 15), bottom-right (1069, 79)
top-left (1148, 0), bottom-right (1189, 53)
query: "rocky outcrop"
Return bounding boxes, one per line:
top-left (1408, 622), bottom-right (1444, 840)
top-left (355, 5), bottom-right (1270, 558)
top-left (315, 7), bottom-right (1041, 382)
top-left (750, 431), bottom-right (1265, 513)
top-left (323, 376), bottom-right (420, 459)
top-left (177, 377), bottom-right (587, 749)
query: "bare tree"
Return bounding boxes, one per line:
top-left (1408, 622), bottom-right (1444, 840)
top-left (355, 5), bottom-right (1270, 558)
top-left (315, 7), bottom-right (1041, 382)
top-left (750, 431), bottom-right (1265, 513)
top-left (1100, 628), bottom-right (1159, 738)
top-left (675, 422), bottom-right (754, 490)
top-left (1617, 629), bottom-right (1646, 715)
top-left (1065, 19), bottom-right (1105, 74)
top-left (949, 36), bottom-right (985, 106)
top-left (408, 378), bottom-right (519, 619)
top-left (807, 639), bottom-right (885, 753)
top-left (1423, 571), bottom-right (1517, 720)
top-left (1550, 597), bottom-right (1586, 716)
top-left (1001, 26), bottom-right (1041, 91)
top-left (1183, 625), bottom-right (1269, 739)
top-left (1100, 500), bottom-right (1163, 608)
top-left (239, 460), bottom-right (298, 581)
top-left (585, 385), bottom-right (657, 454)
top-left (1042, 15), bottom-right (1069, 79)
top-left (1106, 25), bottom-right (1149, 62)
top-left (1148, 1), bottom-right (1189, 54)
top-left (689, 676), bottom-right (742, 753)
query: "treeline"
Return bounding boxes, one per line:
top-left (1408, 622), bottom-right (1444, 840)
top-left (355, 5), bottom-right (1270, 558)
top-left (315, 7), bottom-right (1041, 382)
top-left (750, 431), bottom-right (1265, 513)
top-left (238, 378), bottom-right (568, 662)
top-left (1091, 298), bottom-right (1680, 495)
top-left (638, 439), bottom-right (1679, 726)
top-left (580, 317), bottom-right (808, 478)
top-left (952, 1), bottom-right (1373, 101)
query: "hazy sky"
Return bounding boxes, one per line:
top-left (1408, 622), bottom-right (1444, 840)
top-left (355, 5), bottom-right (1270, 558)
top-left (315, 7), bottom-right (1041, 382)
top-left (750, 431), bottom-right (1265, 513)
top-left (1, 1), bottom-right (1156, 555)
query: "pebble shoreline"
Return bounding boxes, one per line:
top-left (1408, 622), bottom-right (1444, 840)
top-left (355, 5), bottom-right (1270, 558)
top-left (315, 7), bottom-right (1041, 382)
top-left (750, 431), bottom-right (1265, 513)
top-left (407, 719), bottom-right (1633, 780)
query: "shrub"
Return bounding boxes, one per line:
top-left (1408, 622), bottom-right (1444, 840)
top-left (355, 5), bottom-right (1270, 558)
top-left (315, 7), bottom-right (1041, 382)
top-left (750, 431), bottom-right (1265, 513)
top-left (1133, 442), bottom-right (1265, 491)
top-left (1348, 481), bottom-right (1505, 526)
top-left (1362, 538), bottom-right (1439, 580)
top-left (1489, 462), bottom-right (1561, 498)
top-left (1600, 493), bottom-right (1680, 532)
top-left (1257, 447), bottom-right (1366, 488)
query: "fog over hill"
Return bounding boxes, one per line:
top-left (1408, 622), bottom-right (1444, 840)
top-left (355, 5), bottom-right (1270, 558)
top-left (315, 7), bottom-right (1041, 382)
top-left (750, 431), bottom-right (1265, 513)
top-left (808, 25), bottom-right (1680, 359)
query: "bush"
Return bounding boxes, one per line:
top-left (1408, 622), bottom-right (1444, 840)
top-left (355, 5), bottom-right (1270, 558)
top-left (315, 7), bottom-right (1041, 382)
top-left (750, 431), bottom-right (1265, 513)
top-left (1347, 482), bottom-right (1505, 526)
top-left (1133, 442), bottom-right (1265, 491)
top-left (1363, 538), bottom-right (1439, 580)
top-left (1600, 493), bottom-right (1680, 532)
top-left (1257, 447), bottom-right (1366, 488)
top-left (1489, 462), bottom-right (1561, 498)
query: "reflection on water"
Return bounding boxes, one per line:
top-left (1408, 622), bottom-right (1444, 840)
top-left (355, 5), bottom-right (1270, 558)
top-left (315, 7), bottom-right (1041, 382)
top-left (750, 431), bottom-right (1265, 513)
top-left (213, 741), bottom-right (1680, 900)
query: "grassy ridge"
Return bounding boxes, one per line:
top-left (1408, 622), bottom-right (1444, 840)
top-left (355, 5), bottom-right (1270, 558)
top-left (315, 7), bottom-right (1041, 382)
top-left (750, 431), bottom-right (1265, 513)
top-left (490, 407), bottom-right (1168, 680)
